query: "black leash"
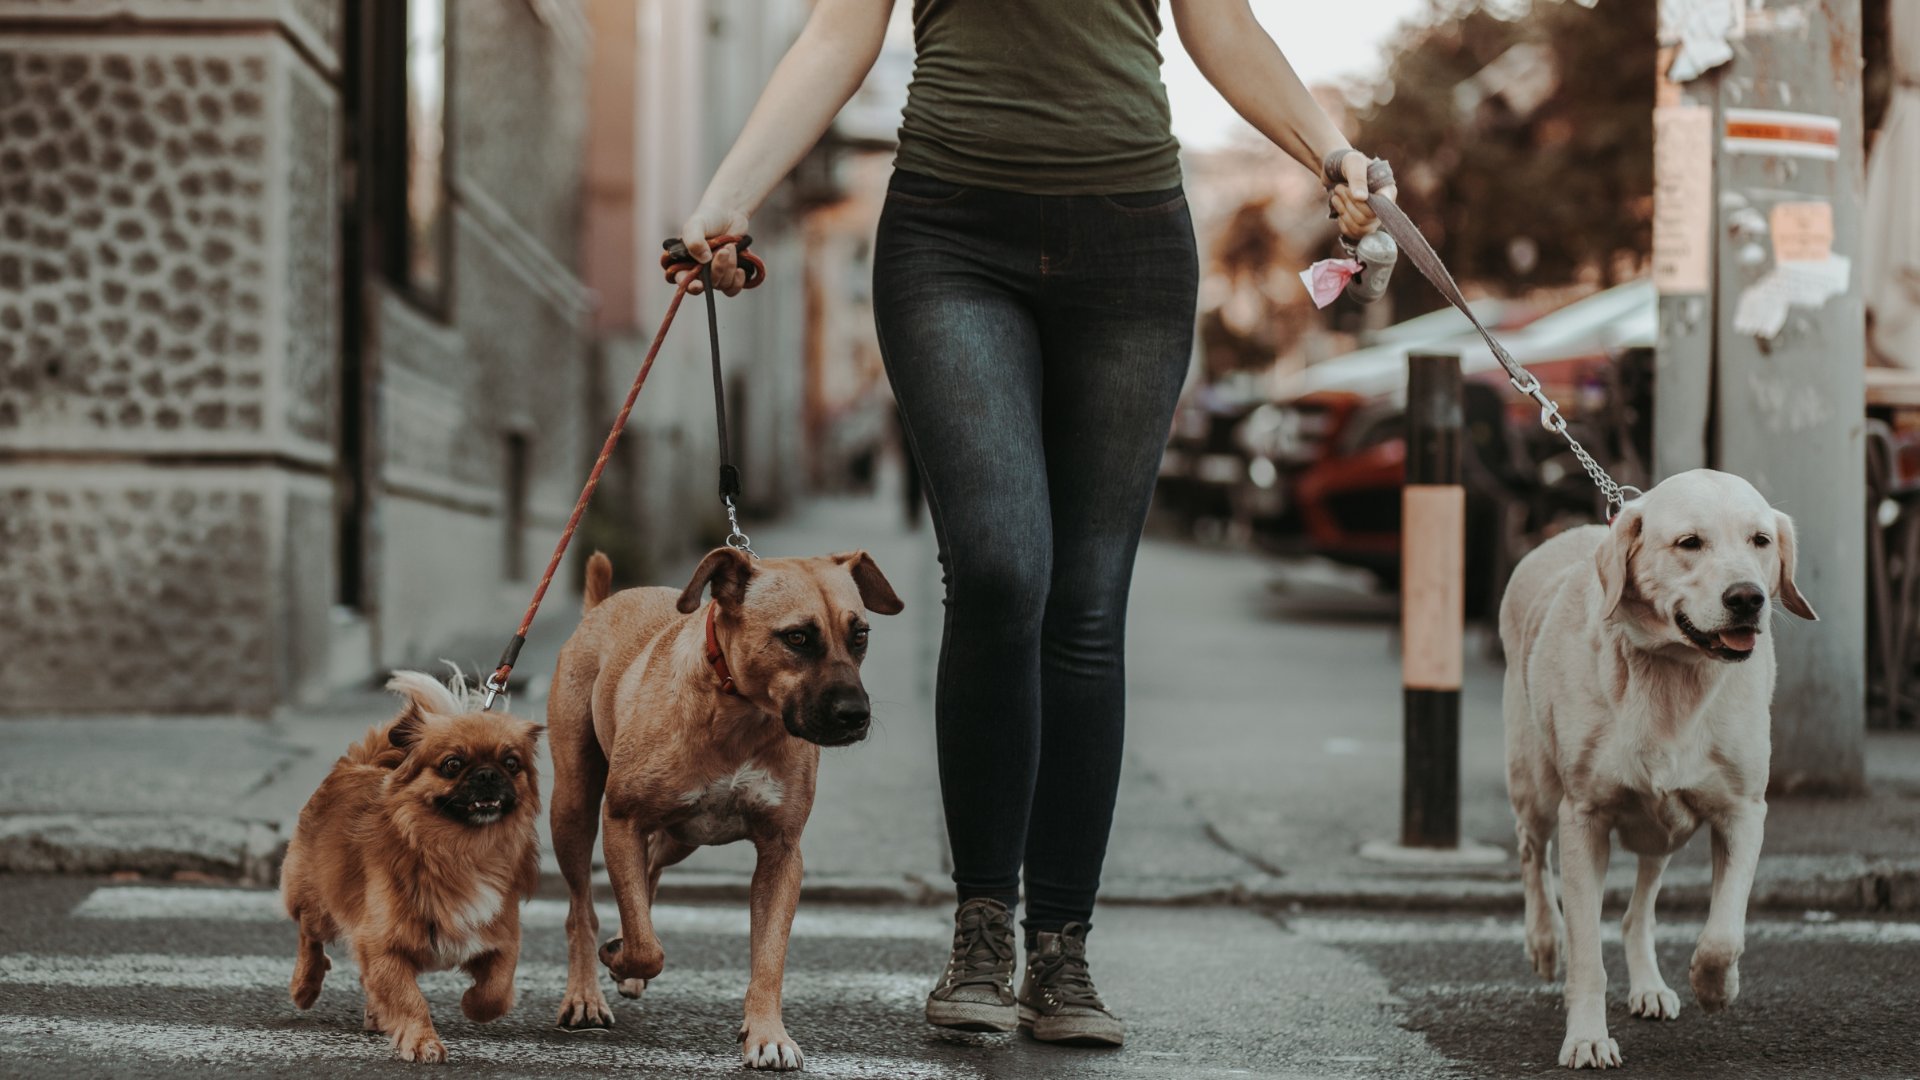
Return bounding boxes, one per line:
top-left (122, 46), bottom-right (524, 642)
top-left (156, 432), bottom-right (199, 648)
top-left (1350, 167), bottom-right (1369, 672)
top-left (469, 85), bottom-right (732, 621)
top-left (664, 236), bottom-right (760, 556)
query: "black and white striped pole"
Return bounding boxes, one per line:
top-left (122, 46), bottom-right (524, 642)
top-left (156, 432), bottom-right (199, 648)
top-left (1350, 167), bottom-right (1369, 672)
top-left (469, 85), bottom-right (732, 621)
top-left (1362, 350), bottom-right (1501, 864)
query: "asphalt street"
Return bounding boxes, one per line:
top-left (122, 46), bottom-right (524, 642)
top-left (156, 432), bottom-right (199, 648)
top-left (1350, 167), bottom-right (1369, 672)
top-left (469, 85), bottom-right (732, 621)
top-left (3, 876), bottom-right (1917, 1079)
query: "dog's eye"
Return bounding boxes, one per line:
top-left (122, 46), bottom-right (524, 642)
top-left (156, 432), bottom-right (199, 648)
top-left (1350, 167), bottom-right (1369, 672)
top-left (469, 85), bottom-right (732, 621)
top-left (1676, 535), bottom-right (1703, 551)
top-left (1752, 533), bottom-right (1772, 548)
top-left (783, 630), bottom-right (809, 648)
top-left (851, 628), bottom-right (869, 649)
top-left (438, 756), bottom-right (463, 778)
top-left (501, 755), bottom-right (521, 774)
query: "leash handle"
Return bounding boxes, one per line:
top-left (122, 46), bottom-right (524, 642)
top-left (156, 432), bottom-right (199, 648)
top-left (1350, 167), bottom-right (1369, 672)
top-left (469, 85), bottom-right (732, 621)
top-left (661, 234), bottom-right (766, 290)
top-left (1323, 154), bottom-right (1400, 304)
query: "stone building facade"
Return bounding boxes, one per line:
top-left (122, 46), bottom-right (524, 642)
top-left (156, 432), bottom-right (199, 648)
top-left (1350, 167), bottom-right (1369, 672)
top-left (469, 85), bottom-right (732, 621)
top-left (0, 0), bottom-right (595, 714)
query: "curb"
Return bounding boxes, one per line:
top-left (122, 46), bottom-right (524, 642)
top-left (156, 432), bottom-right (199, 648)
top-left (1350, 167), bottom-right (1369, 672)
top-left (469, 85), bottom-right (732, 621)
top-left (0, 814), bottom-right (286, 887)
top-left (7, 815), bottom-right (1918, 916)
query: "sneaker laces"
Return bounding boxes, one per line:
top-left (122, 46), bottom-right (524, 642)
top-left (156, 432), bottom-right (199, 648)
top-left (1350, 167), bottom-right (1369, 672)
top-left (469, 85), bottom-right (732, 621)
top-left (942, 901), bottom-right (1015, 991)
top-left (1029, 932), bottom-right (1107, 1011)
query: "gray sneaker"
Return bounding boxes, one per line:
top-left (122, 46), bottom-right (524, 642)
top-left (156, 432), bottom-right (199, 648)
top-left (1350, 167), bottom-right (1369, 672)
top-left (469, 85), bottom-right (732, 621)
top-left (1017, 923), bottom-right (1125, 1047)
top-left (924, 898), bottom-right (1018, 1032)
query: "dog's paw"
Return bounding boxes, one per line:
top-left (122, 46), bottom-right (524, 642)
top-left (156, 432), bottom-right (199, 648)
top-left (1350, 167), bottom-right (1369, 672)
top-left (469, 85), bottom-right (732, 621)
top-left (598, 935), bottom-right (666, 983)
top-left (390, 1024), bottom-right (447, 1064)
top-left (556, 988), bottom-right (615, 1031)
top-left (616, 977), bottom-right (647, 1000)
top-left (363, 1003), bottom-right (382, 1034)
top-left (461, 984), bottom-right (514, 1024)
top-left (289, 954), bottom-right (329, 1009)
top-left (1525, 931), bottom-right (1559, 980)
top-left (1627, 984), bottom-right (1680, 1020)
top-left (290, 977), bottom-right (323, 1010)
top-left (1558, 1031), bottom-right (1621, 1070)
top-left (1689, 944), bottom-right (1740, 1012)
top-left (740, 1019), bottom-right (803, 1071)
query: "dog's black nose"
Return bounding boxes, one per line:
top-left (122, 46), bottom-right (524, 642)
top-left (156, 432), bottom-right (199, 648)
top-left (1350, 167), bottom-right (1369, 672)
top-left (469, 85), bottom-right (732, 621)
top-left (832, 700), bottom-right (871, 732)
top-left (1723, 583), bottom-right (1767, 618)
top-left (469, 766), bottom-right (504, 785)
top-left (826, 686), bottom-right (871, 736)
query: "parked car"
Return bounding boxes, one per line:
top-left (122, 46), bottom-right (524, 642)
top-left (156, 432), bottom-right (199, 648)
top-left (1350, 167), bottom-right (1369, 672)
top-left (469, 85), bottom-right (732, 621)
top-left (1244, 280), bottom-right (1656, 618)
top-left (1157, 299), bottom-right (1530, 544)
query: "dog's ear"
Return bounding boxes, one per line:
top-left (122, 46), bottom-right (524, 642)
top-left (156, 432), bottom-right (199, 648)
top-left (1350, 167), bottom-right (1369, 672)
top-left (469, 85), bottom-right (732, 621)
top-left (832, 550), bottom-right (905, 615)
top-left (389, 713), bottom-right (425, 750)
top-left (676, 546), bottom-right (754, 614)
top-left (1773, 510), bottom-right (1818, 621)
top-left (385, 670), bottom-right (457, 749)
top-left (1595, 507), bottom-right (1643, 620)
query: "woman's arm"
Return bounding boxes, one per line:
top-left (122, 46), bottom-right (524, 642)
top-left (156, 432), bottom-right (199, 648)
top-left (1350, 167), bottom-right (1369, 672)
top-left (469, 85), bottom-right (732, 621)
top-left (1171, 0), bottom-right (1394, 238)
top-left (679, 0), bottom-right (896, 293)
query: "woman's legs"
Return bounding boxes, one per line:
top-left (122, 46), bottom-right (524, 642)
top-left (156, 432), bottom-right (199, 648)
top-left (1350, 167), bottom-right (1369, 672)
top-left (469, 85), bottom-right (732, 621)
top-left (874, 176), bottom-right (1198, 935)
top-left (1022, 192), bottom-right (1200, 934)
top-left (873, 179), bottom-right (1051, 914)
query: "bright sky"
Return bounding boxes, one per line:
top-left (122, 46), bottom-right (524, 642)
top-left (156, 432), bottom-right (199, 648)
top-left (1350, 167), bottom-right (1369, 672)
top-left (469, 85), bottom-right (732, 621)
top-left (1159, 0), bottom-right (1435, 148)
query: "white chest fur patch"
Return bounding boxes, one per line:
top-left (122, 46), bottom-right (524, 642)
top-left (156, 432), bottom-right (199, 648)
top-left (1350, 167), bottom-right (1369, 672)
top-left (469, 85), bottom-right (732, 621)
top-left (429, 882), bottom-right (503, 969)
top-left (671, 763), bottom-right (784, 846)
top-left (679, 763), bottom-right (784, 811)
top-left (450, 881), bottom-right (505, 938)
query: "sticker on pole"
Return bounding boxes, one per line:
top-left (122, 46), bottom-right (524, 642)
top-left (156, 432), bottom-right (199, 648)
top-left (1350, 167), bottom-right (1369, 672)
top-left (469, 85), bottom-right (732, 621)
top-left (1723, 109), bottom-right (1840, 160)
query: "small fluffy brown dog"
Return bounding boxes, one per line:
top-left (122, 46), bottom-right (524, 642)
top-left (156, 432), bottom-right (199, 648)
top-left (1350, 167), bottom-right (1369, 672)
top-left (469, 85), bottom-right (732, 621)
top-left (549, 547), bottom-right (902, 1070)
top-left (281, 671), bottom-right (544, 1063)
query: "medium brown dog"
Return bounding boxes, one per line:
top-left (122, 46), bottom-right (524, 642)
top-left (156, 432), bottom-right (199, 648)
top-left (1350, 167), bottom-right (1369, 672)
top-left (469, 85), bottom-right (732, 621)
top-left (548, 547), bottom-right (903, 1070)
top-left (281, 671), bottom-right (544, 1063)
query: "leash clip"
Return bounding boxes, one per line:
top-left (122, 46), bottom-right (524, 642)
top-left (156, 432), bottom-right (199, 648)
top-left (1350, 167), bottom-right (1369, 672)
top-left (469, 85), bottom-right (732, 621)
top-left (723, 494), bottom-right (759, 560)
top-left (481, 669), bottom-right (509, 712)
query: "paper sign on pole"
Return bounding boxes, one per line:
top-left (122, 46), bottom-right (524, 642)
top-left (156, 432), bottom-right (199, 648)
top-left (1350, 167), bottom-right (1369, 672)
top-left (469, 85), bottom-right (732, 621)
top-left (1653, 105), bottom-right (1714, 294)
top-left (1769, 202), bottom-right (1835, 264)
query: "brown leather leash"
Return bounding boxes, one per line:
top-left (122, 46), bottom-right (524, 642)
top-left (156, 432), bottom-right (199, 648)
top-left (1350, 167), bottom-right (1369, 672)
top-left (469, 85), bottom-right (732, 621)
top-left (481, 235), bottom-right (766, 710)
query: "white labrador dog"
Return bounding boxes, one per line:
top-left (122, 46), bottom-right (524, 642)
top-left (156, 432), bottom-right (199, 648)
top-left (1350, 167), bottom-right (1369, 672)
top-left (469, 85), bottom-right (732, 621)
top-left (1501, 469), bottom-right (1817, 1069)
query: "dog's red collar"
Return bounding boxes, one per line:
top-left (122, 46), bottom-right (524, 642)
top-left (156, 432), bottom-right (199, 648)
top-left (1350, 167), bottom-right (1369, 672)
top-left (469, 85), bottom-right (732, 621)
top-left (705, 603), bottom-right (740, 697)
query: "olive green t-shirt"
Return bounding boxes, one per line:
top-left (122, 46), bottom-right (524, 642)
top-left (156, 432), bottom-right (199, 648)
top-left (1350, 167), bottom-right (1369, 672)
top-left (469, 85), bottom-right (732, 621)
top-left (893, 0), bottom-right (1184, 195)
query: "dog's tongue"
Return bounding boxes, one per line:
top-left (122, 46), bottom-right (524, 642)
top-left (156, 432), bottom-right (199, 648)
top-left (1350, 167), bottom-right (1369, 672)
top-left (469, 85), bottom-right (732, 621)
top-left (1718, 626), bottom-right (1758, 652)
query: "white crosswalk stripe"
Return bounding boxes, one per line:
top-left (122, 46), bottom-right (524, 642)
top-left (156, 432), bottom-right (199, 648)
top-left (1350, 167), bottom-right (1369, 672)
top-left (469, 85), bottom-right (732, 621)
top-left (0, 952), bottom-right (927, 1004)
top-left (0, 1015), bottom-right (969, 1078)
top-left (1286, 915), bottom-right (1920, 946)
top-left (0, 885), bottom-right (974, 1078)
top-left (73, 886), bottom-right (949, 940)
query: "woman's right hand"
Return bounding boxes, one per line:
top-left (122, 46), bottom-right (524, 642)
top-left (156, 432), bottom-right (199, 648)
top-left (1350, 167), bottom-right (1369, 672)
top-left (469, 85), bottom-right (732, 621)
top-left (674, 206), bottom-right (752, 296)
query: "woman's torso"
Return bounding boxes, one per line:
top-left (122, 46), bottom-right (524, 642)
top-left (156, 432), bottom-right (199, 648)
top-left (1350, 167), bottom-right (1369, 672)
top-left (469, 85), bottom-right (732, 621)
top-left (894, 0), bottom-right (1183, 195)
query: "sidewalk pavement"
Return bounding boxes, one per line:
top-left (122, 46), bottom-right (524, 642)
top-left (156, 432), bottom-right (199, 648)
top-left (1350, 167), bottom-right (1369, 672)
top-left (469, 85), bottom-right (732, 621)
top-left (6, 485), bottom-right (1920, 914)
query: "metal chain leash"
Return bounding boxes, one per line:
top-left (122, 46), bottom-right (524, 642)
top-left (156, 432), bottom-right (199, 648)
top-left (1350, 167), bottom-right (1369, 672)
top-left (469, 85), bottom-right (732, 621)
top-left (1326, 153), bottom-right (1642, 518)
top-left (723, 493), bottom-right (756, 558)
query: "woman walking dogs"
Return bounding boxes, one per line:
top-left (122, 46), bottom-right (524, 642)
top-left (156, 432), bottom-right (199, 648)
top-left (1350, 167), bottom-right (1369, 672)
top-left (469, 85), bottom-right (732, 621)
top-left (676, 0), bottom-right (1391, 1049)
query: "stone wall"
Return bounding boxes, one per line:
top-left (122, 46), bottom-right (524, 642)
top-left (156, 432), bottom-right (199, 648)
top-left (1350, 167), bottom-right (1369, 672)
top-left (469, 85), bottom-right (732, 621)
top-left (0, 1), bottom-right (593, 714)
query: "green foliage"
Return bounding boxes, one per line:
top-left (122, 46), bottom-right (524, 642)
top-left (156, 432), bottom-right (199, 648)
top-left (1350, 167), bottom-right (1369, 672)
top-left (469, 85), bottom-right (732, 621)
top-left (1353, 0), bottom-right (1655, 313)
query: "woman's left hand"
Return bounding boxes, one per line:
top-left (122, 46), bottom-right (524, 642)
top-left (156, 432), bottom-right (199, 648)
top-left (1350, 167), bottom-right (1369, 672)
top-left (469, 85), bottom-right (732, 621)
top-left (1329, 149), bottom-right (1397, 240)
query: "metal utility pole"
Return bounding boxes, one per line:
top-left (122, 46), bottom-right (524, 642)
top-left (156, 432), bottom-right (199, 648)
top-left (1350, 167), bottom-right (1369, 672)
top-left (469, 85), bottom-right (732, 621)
top-left (1651, 3), bottom-right (1866, 792)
